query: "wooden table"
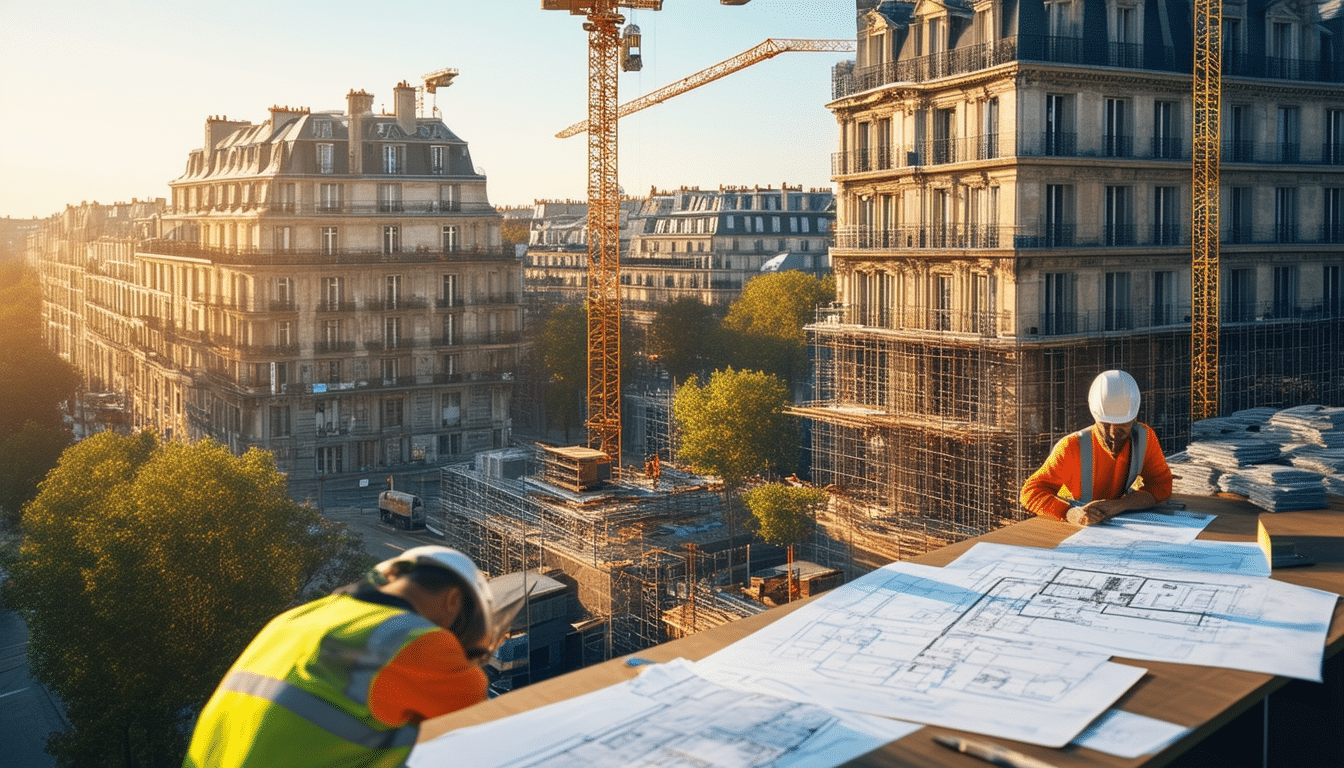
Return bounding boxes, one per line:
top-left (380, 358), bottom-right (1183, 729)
top-left (420, 495), bottom-right (1344, 767)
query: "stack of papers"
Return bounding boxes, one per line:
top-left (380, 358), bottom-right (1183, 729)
top-left (1218, 466), bottom-right (1328, 512)
top-left (1187, 438), bottom-right (1281, 470)
top-left (1169, 459), bottom-right (1221, 496)
top-left (1269, 405), bottom-right (1344, 448)
top-left (1287, 447), bottom-right (1344, 475)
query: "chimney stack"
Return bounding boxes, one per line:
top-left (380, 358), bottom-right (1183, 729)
top-left (204, 116), bottom-right (250, 164)
top-left (347, 89), bottom-right (374, 175)
top-left (394, 81), bottom-right (417, 135)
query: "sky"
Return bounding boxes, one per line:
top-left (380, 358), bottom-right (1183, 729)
top-left (0, 1), bottom-right (857, 219)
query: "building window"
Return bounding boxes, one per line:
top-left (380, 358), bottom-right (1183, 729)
top-left (1277, 106), bottom-right (1300, 163)
top-left (384, 316), bottom-right (402, 349)
top-left (431, 145), bottom-right (447, 174)
top-left (322, 360), bottom-right (341, 383)
top-left (1044, 184), bottom-right (1074, 245)
top-left (1044, 94), bottom-right (1075, 155)
top-left (270, 405), bottom-right (291, 438)
top-left (1275, 187), bottom-right (1298, 243)
top-left (382, 225), bottom-right (401, 254)
top-left (1325, 265), bottom-right (1344, 317)
top-left (1043, 272), bottom-right (1076, 334)
top-left (442, 392), bottom-right (462, 426)
top-left (274, 226), bottom-right (293, 252)
top-left (1226, 267), bottom-right (1255, 321)
top-left (274, 277), bottom-right (293, 309)
top-left (438, 184), bottom-right (460, 212)
top-left (276, 321), bottom-right (292, 348)
top-left (383, 398), bottom-right (404, 428)
top-left (1105, 186), bottom-right (1133, 245)
top-left (982, 97), bottom-right (1000, 158)
top-left (321, 276), bottom-right (344, 310)
top-left (318, 183), bottom-right (342, 212)
top-left (442, 274), bottom-right (458, 306)
top-left (1152, 270), bottom-right (1176, 326)
top-left (1227, 105), bottom-right (1252, 161)
top-left (1153, 101), bottom-right (1180, 158)
top-left (1110, 4), bottom-right (1139, 66)
top-left (317, 144), bottom-right (334, 174)
top-left (385, 274), bottom-right (401, 308)
top-left (1104, 272), bottom-right (1132, 330)
top-left (321, 226), bottom-right (338, 255)
top-left (1327, 110), bottom-right (1344, 164)
top-left (1229, 187), bottom-right (1253, 243)
top-left (1272, 266), bottom-right (1298, 318)
top-left (322, 319), bottom-right (342, 348)
top-left (378, 183), bottom-right (403, 213)
top-left (1269, 22), bottom-right (1297, 77)
top-left (442, 354), bottom-right (459, 377)
top-left (381, 358), bottom-right (400, 383)
top-left (442, 225), bottom-right (458, 252)
top-left (441, 313), bottom-right (456, 345)
top-left (932, 274), bottom-right (952, 330)
top-left (933, 108), bottom-right (955, 164)
top-left (1153, 187), bottom-right (1180, 245)
top-left (382, 144), bottom-right (403, 174)
top-left (1104, 98), bottom-right (1130, 157)
top-left (1325, 188), bottom-right (1344, 242)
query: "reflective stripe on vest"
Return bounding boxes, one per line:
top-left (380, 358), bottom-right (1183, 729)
top-left (344, 612), bottom-right (434, 705)
top-left (1077, 423), bottom-right (1147, 504)
top-left (220, 670), bottom-right (418, 751)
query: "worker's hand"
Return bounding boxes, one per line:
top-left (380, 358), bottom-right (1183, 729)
top-left (1066, 500), bottom-right (1122, 526)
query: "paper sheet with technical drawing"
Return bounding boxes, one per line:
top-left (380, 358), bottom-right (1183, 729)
top-left (1059, 509), bottom-right (1216, 548)
top-left (407, 658), bottom-right (920, 768)
top-left (941, 542), bottom-right (1336, 680)
top-left (694, 561), bottom-right (1147, 747)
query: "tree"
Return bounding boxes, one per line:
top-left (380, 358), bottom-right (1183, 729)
top-left (0, 262), bottom-right (79, 527)
top-left (721, 271), bottom-right (835, 388)
top-left (4, 432), bottom-right (371, 767)
top-left (673, 369), bottom-right (798, 582)
top-left (540, 302), bottom-right (588, 443)
top-left (648, 297), bottom-right (726, 383)
top-left (742, 483), bottom-right (827, 602)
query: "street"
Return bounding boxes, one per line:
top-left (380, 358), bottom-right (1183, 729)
top-left (0, 608), bottom-right (66, 768)
top-left (287, 469), bottom-right (446, 560)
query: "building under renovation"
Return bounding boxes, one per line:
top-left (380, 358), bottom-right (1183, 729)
top-left (797, 0), bottom-right (1344, 576)
top-left (433, 446), bottom-right (768, 658)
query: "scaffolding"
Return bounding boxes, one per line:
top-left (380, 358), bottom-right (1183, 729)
top-left (801, 309), bottom-right (1344, 578)
top-left (434, 447), bottom-right (742, 658)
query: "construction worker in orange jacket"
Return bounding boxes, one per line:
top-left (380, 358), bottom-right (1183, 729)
top-left (184, 546), bottom-right (518, 768)
top-left (1022, 370), bottom-right (1173, 526)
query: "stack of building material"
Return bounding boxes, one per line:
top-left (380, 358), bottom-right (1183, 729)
top-left (1167, 452), bottom-right (1222, 496)
top-left (1188, 407), bottom-right (1279, 441)
top-left (1323, 474), bottom-right (1344, 497)
top-left (1287, 447), bottom-right (1344, 475)
top-left (1186, 439), bottom-right (1281, 471)
top-left (1217, 466), bottom-right (1328, 512)
top-left (1268, 405), bottom-right (1344, 448)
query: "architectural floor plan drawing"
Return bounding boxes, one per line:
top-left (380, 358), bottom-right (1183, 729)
top-left (696, 562), bottom-right (1147, 747)
top-left (408, 659), bottom-right (920, 768)
top-left (942, 543), bottom-right (1336, 680)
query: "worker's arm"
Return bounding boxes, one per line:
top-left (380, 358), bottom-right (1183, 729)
top-left (1079, 427), bottom-right (1172, 523)
top-left (1020, 437), bottom-right (1076, 521)
top-left (367, 628), bottom-right (488, 726)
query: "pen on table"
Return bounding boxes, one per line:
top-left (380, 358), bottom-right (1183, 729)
top-left (933, 734), bottom-right (1063, 768)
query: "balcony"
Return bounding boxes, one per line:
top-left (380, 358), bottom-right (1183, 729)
top-left (315, 340), bottom-right (357, 354)
top-left (363, 297), bottom-right (430, 311)
top-left (139, 239), bottom-right (520, 266)
top-left (316, 300), bottom-right (358, 313)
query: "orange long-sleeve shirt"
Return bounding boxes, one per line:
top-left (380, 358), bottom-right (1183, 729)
top-left (1021, 423), bottom-right (1172, 521)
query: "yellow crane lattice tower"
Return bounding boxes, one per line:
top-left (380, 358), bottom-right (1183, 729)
top-left (1192, 0), bottom-right (1221, 420)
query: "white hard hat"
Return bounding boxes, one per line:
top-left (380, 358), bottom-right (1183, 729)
top-left (373, 546), bottom-right (505, 659)
top-left (1088, 370), bottom-right (1141, 424)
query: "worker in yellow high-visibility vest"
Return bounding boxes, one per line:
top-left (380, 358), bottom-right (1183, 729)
top-left (185, 546), bottom-right (518, 768)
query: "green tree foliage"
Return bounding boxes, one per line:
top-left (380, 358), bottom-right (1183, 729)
top-left (5, 432), bottom-right (371, 767)
top-left (742, 483), bottom-right (827, 550)
top-left (541, 303), bottom-right (589, 443)
top-left (648, 297), bottom-right (726, 383)
top-left (721, 271), bottom-right (835, 387)
top-left (674, 369), bottom-right (798, 485)
top-left (0, 262), bottom-right (79, 526)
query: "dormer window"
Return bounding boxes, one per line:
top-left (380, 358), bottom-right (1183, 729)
top-left (313, 120), bottom-right (333, 138)
top-left (382, 144), bottom-right (404, 174)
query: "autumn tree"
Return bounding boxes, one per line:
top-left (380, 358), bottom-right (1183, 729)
top-left (647, 297), bottom-right (726, 383)
top-left (673, 369), bottom-right (798, 581)
top-left (0, 262), bottom-right (79, 527)
top-left (4, 432), bottom-right (371, 767)
top-left (721, 271), bottom-right (835, 389)
top-left (743, 483), bottom-right (828, 602)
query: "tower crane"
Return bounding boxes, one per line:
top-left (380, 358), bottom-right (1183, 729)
top-left (1191, 0), bottom-right (1221, 421)
top-left (545, 0), bottom-right (765, 465)
top-left (556, 38), bottom-right (856, 139)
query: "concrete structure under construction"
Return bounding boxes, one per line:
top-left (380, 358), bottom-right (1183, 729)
top-left (434, 447), bottom-right (767, 659)
top-left (798, 0), bottom-right (1344, 577)
top-left (31, 80), bottom-right (525, 479)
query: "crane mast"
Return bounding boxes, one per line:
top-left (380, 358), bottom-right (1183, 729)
top-left (1192, 0), bottom-right (1221, 421)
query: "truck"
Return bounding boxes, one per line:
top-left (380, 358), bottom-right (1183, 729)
top-left (378, 490), bottom-right (425, 530)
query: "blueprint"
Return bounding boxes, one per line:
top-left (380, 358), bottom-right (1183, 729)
top-left (942, 542), bottom-right (1335, 680)
top-left (407, 658), bottom-right (921, 768)
top-left (695, 561), bottom-right (1146, 747)
top-left (1070, 708), bottom-right (1188, 759)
